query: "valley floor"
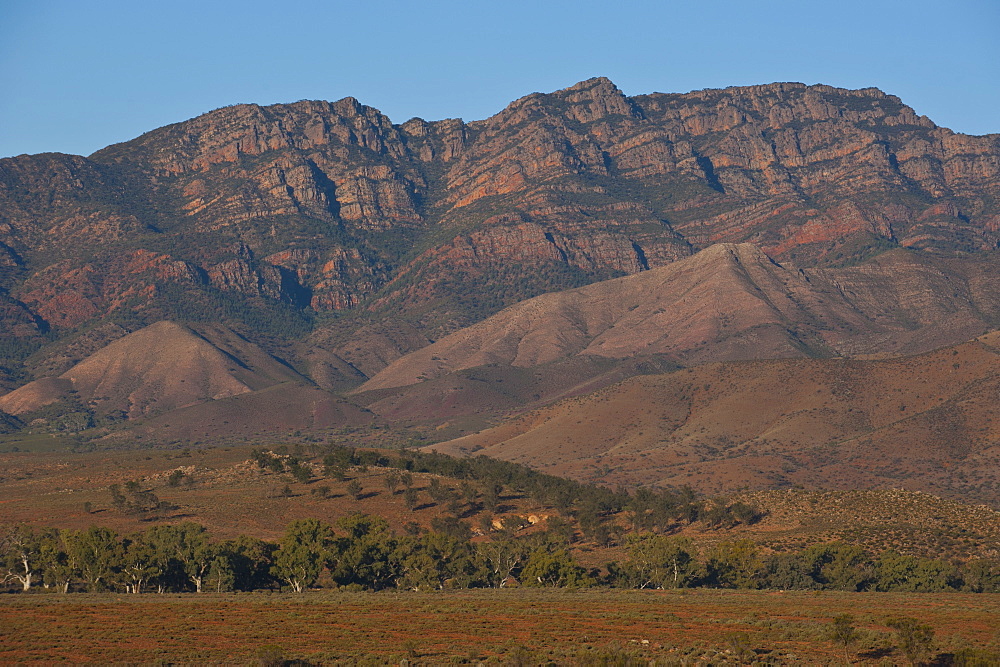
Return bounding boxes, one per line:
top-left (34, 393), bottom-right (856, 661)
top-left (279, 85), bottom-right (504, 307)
top-left (0, 589), bottom-right (997, 664)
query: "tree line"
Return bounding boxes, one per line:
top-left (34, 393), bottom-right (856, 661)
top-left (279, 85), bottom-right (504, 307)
top-left (4, 517), bottom-right (999, 595)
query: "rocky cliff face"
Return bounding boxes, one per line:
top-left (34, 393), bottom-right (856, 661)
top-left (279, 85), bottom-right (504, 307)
top-left (0, 77), bottom-right (998, 388)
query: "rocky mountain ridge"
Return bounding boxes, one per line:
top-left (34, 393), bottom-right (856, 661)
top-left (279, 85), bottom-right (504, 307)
top-left (2, 80), bottom-right (998, 350)
top-left (0, 77), bottom-right (999, 438)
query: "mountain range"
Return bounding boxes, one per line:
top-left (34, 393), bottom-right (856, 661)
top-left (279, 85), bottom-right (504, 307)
top-left (1, 77), bottom-right (999, 501)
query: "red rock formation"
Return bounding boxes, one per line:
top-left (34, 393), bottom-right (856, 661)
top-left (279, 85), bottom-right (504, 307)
top-left (0, 76), bottom-right (997, 386)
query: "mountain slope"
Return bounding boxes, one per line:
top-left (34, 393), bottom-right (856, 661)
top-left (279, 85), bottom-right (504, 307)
top-left (360, 243), bottom-right (1000, 392)
top-left (0, 321), bottom-right (305, 420)
top-left (428, 331), bottom-right (1000, 505)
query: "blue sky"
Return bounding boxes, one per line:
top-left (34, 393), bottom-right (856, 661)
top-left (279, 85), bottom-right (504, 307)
top-left (1, 0), bottom-right (997, 158)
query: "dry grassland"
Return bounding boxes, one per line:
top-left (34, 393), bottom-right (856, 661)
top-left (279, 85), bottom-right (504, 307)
top-left (0, 589), bottom-right (997, 664)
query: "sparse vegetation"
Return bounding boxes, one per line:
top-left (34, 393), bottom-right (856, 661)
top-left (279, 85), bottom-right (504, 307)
top-left (0, 589), bottom-right (997, 664)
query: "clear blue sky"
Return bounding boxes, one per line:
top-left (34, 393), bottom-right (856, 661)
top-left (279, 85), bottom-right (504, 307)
top-left (1, 0), bottom-right (998, 158)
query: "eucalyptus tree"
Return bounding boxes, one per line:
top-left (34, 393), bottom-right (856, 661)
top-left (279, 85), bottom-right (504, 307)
top-left (476, 538), bottom-right (529, 588)
top-left (68, 526), bottom-right (123, 592)
top-left (1, 525), bottom-right (45, 592)
top-left (704, 539), bottom-right (762, 589)
top-left (40, 528), bottom-right (77, 593)
top-left (398, 532), bottom-right (479, 590)
top-left (226, 534), bottom-right (277, 591)
top-left (331, 514), bottom-right (400, 590)
top-left (206, 551), bottom-right (236, 592)
top-left (875, 551), bottom-right (955, 592)
top-left (144, 522), bottom-right (215, 592)
top-left (800, 542), bottom-right (873, 591)
top-left (521, 547), bottom-right (593, 588)
top-left (272, 518), bottom-right (336, 593)
top-left (618, 534), bottom-right (699, 589)
top-left (120, 532), bottom-right (164, 594)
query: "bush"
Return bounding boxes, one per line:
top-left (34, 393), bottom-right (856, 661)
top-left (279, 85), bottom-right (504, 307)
top-left (829, 614), bottom-right (859, 664)
top-left (254, 644), bottom-right (286, 667)
top-left (887, 616), bottom-right (934, 666)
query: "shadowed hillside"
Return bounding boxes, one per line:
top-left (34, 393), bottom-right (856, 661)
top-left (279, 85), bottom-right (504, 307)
top-left (359, 242), bottom-right (1000, 392)
top-left (429, 331), bottom-right (1000, 505)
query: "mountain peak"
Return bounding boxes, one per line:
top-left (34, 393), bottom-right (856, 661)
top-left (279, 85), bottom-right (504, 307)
top-left (0, 320), bottom-right (307, 419)
top-left (690, 242), bottom-right (778, 266)
top-left (551, 76), bottom-right (639, 122)
top-left (560, 76), bottom-right (618, 93)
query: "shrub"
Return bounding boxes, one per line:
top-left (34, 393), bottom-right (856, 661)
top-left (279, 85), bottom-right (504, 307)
top-left (887, 616), bottom-right (934, 666)
top-left (829, 614), bottom-right (859, 664)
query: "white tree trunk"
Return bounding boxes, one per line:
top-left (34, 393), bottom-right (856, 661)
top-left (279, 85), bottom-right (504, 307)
top-left (17, 554), bottom-right (33, 592)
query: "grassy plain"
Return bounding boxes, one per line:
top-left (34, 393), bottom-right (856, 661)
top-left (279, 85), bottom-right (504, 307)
top-left (1, 589), bottom-right (997, 664)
